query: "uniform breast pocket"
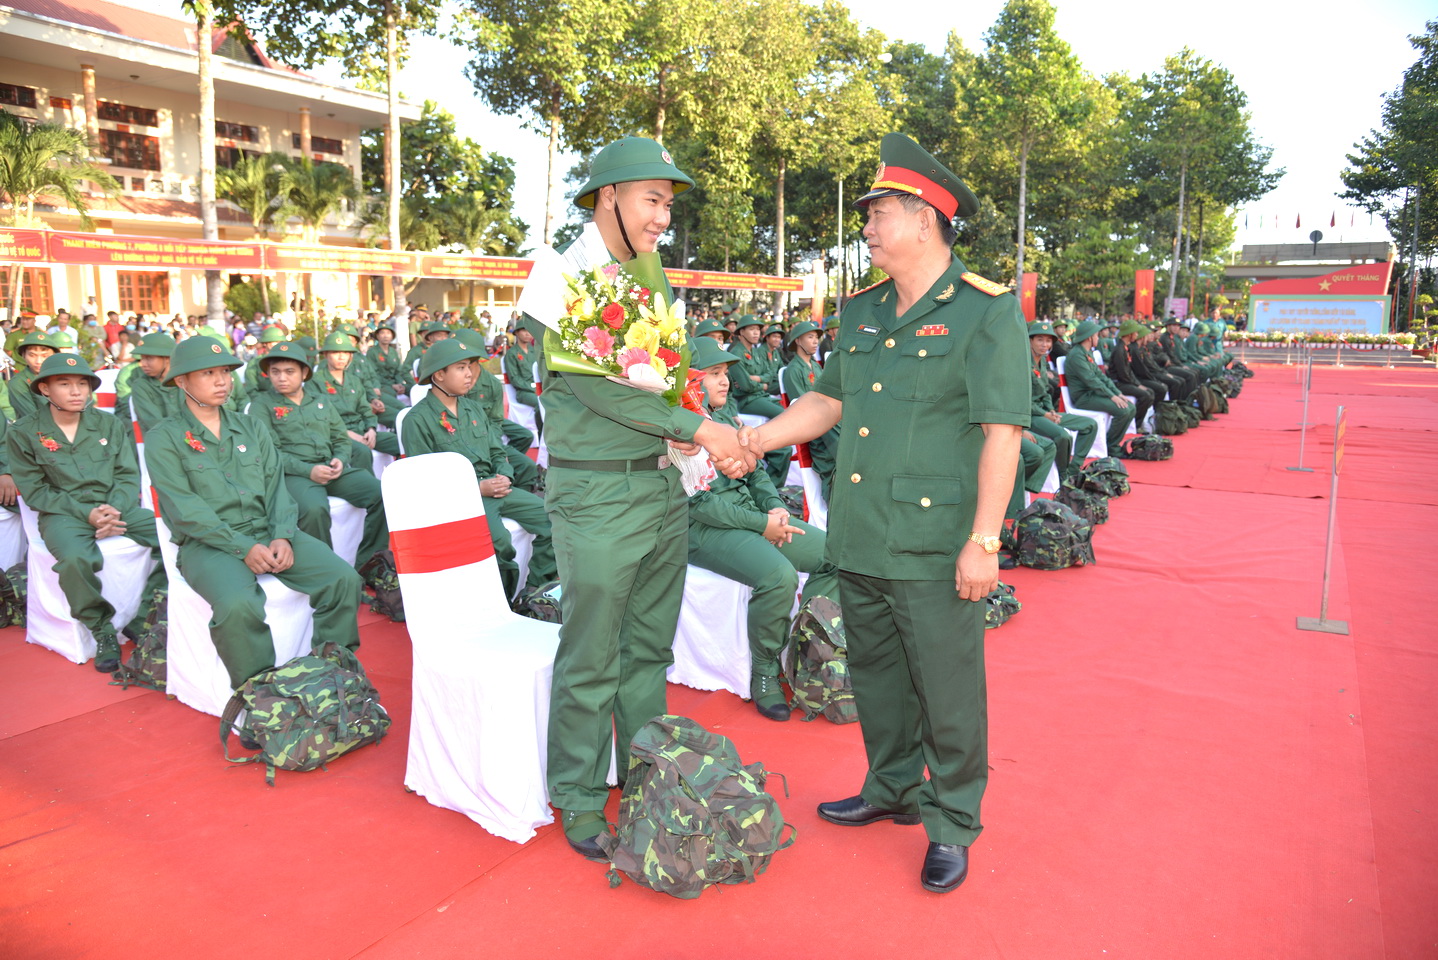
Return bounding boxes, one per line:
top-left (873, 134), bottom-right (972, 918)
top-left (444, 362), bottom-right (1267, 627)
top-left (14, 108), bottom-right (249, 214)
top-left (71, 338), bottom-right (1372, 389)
top-left (885, 475), bottom-right (967, 557)
top-left (839, 337), bottom-right (879, 396)
top-left (179, 457), bottom-right (216, 496)
top-left (894, 338), bottom-right (956, 402)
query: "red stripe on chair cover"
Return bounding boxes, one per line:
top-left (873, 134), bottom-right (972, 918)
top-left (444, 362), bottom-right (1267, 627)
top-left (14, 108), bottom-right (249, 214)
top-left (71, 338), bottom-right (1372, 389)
top-left (96, 392), bottom-right (116, 408)
top-left (133, 421), bottom-right (144, 443)
top-left (149, 487), bottom-right (161, 517)
top-left (796, 441), bottom-right (813, 469)
top-left (390, 515), bottom-right (494, 574)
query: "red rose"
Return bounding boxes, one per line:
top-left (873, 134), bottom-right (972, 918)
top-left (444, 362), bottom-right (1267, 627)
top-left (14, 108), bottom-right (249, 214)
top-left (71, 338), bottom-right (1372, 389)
top-left (601, 303), bottom-right (625, 329)
top-left (657, 348), bottom-right (681, 367)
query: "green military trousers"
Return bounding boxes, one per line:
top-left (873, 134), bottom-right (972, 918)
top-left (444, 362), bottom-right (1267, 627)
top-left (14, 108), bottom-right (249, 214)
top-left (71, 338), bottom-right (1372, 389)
top-left (545, 466), bottom-right (687, 813)
top-left (1007, 435), bottom-right (1057, 519)
top-left (688, 518), bottom-right (839, 674)
top-left (502, 445), bottom-right (541, 492)
top-left (839, 571), bottom-right (988, 847)
top-left (346, 432), bottom-right (403, 473)
top-left (1075, 396), bottom-right (1136, 452)
top-left (483, 486), bottom-right (557, 597)
top-left (283, 467), bottom-right (387, 570)
top-left (737, 394), bottom-right (784, 419)
top-left (1029, 413), bottom-right (1096, 478)
top-left (177, 529), bottom-right (362, 689)
top-left (39, 508), bottom-right (166, 637)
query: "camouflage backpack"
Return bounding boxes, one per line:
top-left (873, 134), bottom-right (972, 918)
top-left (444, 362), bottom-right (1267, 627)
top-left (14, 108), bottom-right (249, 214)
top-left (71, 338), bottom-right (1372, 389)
top-left (1231, 360), bottom-right (1255, 379)
top-left (111, 590), bottom-right (170, 692)
top-left (1154, 401), bottom-right (1189, 436)
top-left (1005, 500), bottom-right (1095, 570)
top-left (220, 641), bottom-right (391, 786)
top-left (514, 580), bottom-right (563, 623)
top-left (984, 581), bottom-right (1022, 629)
top-left (0, 560), bottom-right (27, 629)
top-left (598, 715), bottom-right (795, 899)
top-left (1079, 457), bottom-right (1130, 497)
top-left (1195, 384), bottom-right (1221, 420)
top-left (775, 485), bottom-right (806, 517)
top-left (1055, 479), bottom-right (1110, 525)
top-left (784, 596), bottom-right (857, 724)
top-left (1179, 402), bottom-right (1202, 428)
top-left (359, 549), bottom-right (405, 622)
top-left (1121, 434), bottom-right (1174, 461)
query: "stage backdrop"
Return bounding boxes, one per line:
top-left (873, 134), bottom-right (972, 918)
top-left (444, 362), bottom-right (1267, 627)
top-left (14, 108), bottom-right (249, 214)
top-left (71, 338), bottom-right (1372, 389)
top-left (1247, 263), bottom-right (1394, 335)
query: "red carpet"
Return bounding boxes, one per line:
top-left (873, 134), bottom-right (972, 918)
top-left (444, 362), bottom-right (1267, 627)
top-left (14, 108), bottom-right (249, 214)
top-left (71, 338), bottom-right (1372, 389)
top-left (1, 364), bottom-right (1434, 959)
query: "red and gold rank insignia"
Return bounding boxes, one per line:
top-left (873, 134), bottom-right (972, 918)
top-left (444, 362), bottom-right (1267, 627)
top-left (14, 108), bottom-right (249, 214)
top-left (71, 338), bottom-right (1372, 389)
top-left (916, 324), bottom-right (949, 337)
top-left (960, 272), bottom-right (1008, 297)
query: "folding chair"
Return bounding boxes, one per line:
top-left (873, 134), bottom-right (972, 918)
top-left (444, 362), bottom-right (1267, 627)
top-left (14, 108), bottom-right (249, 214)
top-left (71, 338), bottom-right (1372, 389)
top-left (382, 451), bottom-right (561, 843)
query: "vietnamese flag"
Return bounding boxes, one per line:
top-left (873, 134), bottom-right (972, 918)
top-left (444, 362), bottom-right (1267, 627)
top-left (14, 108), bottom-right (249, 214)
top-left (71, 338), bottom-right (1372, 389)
top-left (1020, 272), bottom-right (1038, 322)
top-left (1134, 269), bottom-right (1155, 319)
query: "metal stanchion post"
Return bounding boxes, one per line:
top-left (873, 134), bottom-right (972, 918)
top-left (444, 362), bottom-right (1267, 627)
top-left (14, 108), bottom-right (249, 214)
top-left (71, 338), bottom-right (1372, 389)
top-left (1298, 405), bottom-right (1349, 635)
top-left (1289, 357), bottom-right (1314, 471)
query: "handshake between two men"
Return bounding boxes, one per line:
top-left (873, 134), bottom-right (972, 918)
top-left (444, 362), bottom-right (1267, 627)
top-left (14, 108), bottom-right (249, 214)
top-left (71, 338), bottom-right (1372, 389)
top-left (682, 392), bottom-right (841, 480)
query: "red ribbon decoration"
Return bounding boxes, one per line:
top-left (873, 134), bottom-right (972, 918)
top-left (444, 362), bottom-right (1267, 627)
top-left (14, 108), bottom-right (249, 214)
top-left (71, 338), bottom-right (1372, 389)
top-left (389, 515), bottom-right (495, 574)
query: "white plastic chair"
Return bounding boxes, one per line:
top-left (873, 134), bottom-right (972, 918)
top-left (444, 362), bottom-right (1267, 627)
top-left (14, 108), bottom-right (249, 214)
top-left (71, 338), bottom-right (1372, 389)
top-left (381, 451), bottom-right (561, 843)
top-left (1054, 355), bottom-right (1110, 459)
top-left (17, 499), bottom-right (155, 665)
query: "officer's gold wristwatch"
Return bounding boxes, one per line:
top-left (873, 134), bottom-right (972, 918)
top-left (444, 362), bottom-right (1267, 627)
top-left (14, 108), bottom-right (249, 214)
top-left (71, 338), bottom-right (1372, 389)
top-left (967, 532), bottom-right (1003, 554)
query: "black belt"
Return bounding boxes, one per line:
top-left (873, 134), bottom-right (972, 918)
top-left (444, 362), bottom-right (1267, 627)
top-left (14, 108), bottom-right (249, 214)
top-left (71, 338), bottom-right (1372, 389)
top-left (548, 455), bottom-right (670, 472)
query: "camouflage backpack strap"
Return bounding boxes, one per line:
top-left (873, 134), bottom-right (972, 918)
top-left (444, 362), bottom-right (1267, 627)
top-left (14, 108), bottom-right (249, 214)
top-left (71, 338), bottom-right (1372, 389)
top-left (983, 580), bottom-right (1022, 629)
top-left (0, 560), bottom-right (28, 629)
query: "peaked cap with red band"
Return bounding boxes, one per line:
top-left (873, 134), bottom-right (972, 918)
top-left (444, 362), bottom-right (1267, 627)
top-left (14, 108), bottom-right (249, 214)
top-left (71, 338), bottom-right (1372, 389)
top-left (856, 132), bottom-right (979, 220)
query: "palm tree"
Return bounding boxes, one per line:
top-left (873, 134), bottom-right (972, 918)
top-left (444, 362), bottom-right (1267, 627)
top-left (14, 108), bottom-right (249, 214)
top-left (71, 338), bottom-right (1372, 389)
top-left (182, 0), bottom-right (225, 327)
top-left (275, 156), bottom-right (358, 313)
top-left (0, 111), bottom-right (119, 319)
top-left (217, 150), bottom-right (287, 313)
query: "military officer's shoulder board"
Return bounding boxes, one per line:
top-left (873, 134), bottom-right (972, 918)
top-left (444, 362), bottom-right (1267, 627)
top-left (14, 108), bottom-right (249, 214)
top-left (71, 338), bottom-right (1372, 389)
top-left (960, 272), bottom-right (1009, 297)
top-left (850, 277), bottom-right (893, 300)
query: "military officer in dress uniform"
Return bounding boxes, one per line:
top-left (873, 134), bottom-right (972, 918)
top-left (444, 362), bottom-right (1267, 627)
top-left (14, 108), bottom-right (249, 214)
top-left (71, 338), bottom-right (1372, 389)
top-left (1064, 318), bottom-right (1135, 453)
top-left (737, 133), bottom-right (1027, 894)
top-left (533, 137), bottom-right (756, 862)
top-left (249, 342), bottom-right (388, 572)
top-left (1027, 321), bottom-right (1096, 480)
top-left (400, 337), bottom-right (557, 599)
top-left (146, 337), bottom-right (363, 690)
top-left (687, 337), bottom-right (840, 721)
top-left (6, 354), bottom-right (166, 673)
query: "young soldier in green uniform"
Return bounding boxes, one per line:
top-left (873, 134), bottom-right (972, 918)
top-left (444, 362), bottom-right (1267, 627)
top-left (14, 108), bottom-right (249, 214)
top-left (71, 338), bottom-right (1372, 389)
top-left (533, 137), bottom-right (756, 861)
top-left (250, 342), bottom-right (388, 572)
top-left (688, 337), bottom-right (839, 721)
top-left (728, 315), bottom-right (784, 418)
top-left (1158, 317), bottom-right (1202, 392)
top-left (241, 327), bottom-right (289, 399)
top-left (450, 329), bottom-right (540, 492)
top-left (694, 318), bottom-right (730, 344)
top-left (7, 354), bottom-right (165, 672)
top-left (814, 313), bottom-right (840, 365)
top-left (147, 337), bottom-right (363, 690)
top-left (1027, 321), bottom-right (1096, 480)
top-left (9, 330), bottom-right (62, 421)
top-left (401, 320), bottom-right (448, 379)
top-left (367, 324), bottom-right (412, 400)
top-left (738, 133), bottom-right (1028, 894)
top-left (503, 325), bottom-right (541, 428)
top-left (400, 338), bottom-right (557, 599)
top-left (116, 333), bottom-right (181, 434)
top-left (763, 323), bottom-right (787, 368)
top-left (1007, 430), bottom-right (1058, 519)
top-left (780, 319), bottom-right (838, 499)
top-left (311, 331), bottom-right (401, 471)
top-left (1064, 318), bottom-right (1135, 454)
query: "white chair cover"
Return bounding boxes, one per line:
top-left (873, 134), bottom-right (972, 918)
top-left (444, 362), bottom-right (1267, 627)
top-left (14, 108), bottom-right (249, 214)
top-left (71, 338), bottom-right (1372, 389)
top-left (93, 367), bottom-right (119, 414)
top-left (381, 451), bottom-right (561, 844)
top-left (670, 567), bottom-right (806, 699)
top-left (328, 497), bottom-right (365, 567)
top-left (1055, 355), bottom-right (1110, 459)
top-left (0, 507), bottom-right (26, 570)
top-left (17, 499), bottom-right (155, 665)
top-left (502, 381), bottom-right (538, 434)
top-left (408, 383), bottom-right (430, 406)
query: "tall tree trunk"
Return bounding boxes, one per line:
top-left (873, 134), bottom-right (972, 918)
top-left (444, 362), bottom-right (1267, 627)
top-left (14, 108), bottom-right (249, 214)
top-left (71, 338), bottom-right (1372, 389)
top-left (197, 2), bottom-right (224, 327)
top-left (385, 0), bottom-right (407, 312)
top-left (6, 263), bottom-right (23, 327)
top-left (543, 94), bottom-right (560, 245)
top-left (773, 155), bottom-right (786, 316)
top-left (654, 66), bottom-right (668, 144)
top-left (259, 272), bottom-right (271, 315)
top-left (1166, 162), bottom-right (1187, 312)
top-left (1015, 140), bottom-right (1030, 287)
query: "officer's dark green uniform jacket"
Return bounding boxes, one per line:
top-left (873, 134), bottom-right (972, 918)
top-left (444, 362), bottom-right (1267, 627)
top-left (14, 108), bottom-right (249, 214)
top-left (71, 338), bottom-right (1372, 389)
top-left (812, 258), bottom-right (1030, 581)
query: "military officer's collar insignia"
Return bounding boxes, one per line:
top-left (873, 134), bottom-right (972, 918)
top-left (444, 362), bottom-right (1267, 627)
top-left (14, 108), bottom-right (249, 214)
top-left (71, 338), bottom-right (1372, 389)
top-left (878, 287), bottom-right (890, 304)
top-left (935, 283), bottom-right (955, 302)
top-left (916, 324), bottom-right (949, 337)
top-left (857, 324), bottom-right (881, 336)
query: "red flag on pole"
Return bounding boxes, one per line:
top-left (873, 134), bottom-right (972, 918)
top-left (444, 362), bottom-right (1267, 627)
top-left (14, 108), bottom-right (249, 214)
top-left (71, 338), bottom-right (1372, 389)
top-left (1134, 268), bottom-right (1155, 319)
top-left (1330, 211), bottom-right (1336, 227)
top-left (1020, 273), bottom-right (1038, 322)
top-left (1296, 213), bottom-right (1302, 228)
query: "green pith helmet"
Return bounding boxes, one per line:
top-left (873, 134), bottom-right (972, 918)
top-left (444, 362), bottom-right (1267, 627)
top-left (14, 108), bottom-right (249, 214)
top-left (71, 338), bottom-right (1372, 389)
top-left (421, 320), bottom-right (450, 341)
top-left (258, 340), bottom-right (312, 379)
top-left (258, 326), bottom-right (289, 344)
top-left (30, 352), bottom-right (100, 394)
top-left (734, 314), bottom-right (764, 333)
top-left (333, 322), bottom-right (361, 340)
top-left (764, 324), bottom-right (784, 339)
top-left (43, 329), bottom-right (74, 349)
top-left (417, 337), bottom-right (482, 385)
top-left (1118, 319), bottom-right (1148, 339)
top-left (297, 334), bottom-right (318, 349)
top-left (690, 336), bottom-right (742, 370)
top-left (1070, 319), bottom-right (1101, 344)
top-left (785, 319), bottom-right (821, 346)
top-left (694, 318), bottom-right (729, 340)
top-left (855, 132), bottom-right (980, 220)
top-left (134, 332), bottom-right (177, 357)
top-left (1164, 316), bottom-right (1182, 327)
top-left (574, 137), bottom-right (695, 209)
top-left (451, 328), bottom-right (487, 353)
top-left (1028, 320), bottom-right (1057, 338)
top-left (163, 336), bottom-right (241, 386)
top-left (1193, 322), bottom-right (1209, 336)
top-left (18, 329), bottom-right (62, 354)
top-left (823, 314), bottom-right (840, 331)
top-left (320, 330), bottom-right (357, 353)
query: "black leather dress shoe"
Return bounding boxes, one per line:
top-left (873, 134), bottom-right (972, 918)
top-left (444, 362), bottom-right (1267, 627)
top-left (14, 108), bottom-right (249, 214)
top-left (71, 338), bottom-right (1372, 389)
top-left (567, 833), bottom-right (609, 863)
top-left (816, 795), bottom-right (922, 827)
top-left (920, 842), bottom-right (969, 893)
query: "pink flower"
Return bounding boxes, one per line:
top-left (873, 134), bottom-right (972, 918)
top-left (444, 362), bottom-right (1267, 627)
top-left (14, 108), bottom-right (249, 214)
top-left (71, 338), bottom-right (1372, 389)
top-left (581, 326), bottom-right (615, 359)
top-left (616, 346), bottom-right (651, 369)
top-left (601, 263), bottom-right (620, 281)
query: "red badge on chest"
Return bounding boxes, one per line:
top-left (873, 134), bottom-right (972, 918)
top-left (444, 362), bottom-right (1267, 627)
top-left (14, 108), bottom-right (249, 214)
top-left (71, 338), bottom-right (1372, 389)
top-left (916, 325), bottom-right (949, 337)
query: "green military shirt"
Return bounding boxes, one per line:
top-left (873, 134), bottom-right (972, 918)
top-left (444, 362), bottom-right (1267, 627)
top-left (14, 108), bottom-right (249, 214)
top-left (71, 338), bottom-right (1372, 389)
top-left (6, 405), bottom-right (140, 522)
top-left (125, 371), bottom-right (184, 434)
top-left (400, 391), bottom-right (511, 482)
top-left (250, 384), bottom-right (350, 477)
top-left (146, 405), bottom-right (298, 559)
top-left (311, 365), bottom-right (376, 434)
top-left (1030, 355), bottom-right (1060, 415)
top-left (812, 257), bottom-right (1029, 580)
top-left (0, 377), bottom-right (14, 422)
top-left (688, 405), bottom-right (785, 533)
top-left (9, 368), bottom-right (42, 421)
top-left (367, 341), bottom-right (411, 393)
top-left (728, 342), bottom-right (769, 401)
top-left (467, 367), bottom-right (507, 423)
top-left (781, 353), bottom-right (821, 403)
top-left (4, 327), bottom-right (33, 361)
top-left (243, 353), bottom-right (276, 399)
top-left (1063, 344), bottom-right (1122, 408)
top-left (504, 342), bottom-right (538, 403)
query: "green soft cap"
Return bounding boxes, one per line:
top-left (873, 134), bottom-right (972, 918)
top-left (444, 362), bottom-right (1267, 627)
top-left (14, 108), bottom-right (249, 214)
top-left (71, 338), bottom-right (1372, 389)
top-left (574, 137), bottom-right (695, 209)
